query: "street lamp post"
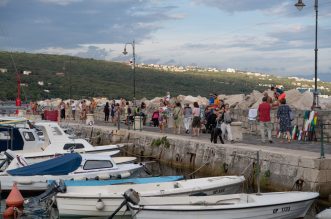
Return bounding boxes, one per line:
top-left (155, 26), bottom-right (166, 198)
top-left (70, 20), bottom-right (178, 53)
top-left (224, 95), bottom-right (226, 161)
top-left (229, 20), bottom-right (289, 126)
top-left (123, 40), bottom-right (136, 102)
top-left (295, 0), bottom-right (320, 109)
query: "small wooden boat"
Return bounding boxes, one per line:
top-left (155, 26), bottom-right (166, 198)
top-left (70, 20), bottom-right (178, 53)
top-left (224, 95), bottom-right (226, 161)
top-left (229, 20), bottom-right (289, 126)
top-left (56, 176), bottom-right (245, 217)
top-left (125, 190), bottom-right (318, 219)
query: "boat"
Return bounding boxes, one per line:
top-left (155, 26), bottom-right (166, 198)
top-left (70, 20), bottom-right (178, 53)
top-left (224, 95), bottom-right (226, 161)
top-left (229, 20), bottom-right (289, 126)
top-left (0, 120), bottom-right (125, 163)
top-left (55, 175), bottom-right (245, 217)
top-left (124, 190), bottom-right (319, 219)
top-left (316, 208), bottom-right (331, 219)
top-left (0, 151), bottom-right (144, 192)
top-left (0, 118), bottom-right (44, 152)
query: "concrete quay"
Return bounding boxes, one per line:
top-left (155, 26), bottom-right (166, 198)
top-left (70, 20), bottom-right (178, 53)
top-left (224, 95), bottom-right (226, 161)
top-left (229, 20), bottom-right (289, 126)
top-left (66, 122), bottom-right (331, 198)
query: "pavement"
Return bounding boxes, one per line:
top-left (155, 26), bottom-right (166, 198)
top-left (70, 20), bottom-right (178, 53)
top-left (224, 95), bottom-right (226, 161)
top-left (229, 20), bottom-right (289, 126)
top-left (90, 120), bottom-right (331, 156)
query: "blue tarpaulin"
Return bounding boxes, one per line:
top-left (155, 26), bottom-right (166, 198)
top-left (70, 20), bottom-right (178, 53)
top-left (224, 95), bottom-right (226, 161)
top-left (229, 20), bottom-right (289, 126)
top-left (8, 153), bottom-right (82, 176)
top-left (49, 175), bottom-right (184, 186)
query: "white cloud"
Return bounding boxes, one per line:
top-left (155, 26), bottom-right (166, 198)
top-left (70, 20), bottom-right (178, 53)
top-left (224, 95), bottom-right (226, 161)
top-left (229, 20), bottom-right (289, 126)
top-left (0, 0), bottom-right (9, 7)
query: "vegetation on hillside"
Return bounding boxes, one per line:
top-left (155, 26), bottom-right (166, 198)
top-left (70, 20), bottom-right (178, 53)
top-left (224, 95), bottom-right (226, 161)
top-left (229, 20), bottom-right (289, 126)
top-left (0, 51), bottom-right (330, 101)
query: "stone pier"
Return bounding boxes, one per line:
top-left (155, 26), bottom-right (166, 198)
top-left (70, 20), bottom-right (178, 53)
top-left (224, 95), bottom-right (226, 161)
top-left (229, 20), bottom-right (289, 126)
top-left (69, 123), bottom-right (331, 198)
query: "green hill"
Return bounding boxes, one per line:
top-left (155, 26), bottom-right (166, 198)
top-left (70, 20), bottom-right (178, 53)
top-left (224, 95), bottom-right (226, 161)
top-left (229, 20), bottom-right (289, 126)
top-left (0, 51), bottom-right (329, 101)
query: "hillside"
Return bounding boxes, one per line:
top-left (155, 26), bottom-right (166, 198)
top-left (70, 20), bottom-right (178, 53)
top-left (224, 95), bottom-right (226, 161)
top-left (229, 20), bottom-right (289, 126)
top-left (0, 51), bottom-right (330, 101)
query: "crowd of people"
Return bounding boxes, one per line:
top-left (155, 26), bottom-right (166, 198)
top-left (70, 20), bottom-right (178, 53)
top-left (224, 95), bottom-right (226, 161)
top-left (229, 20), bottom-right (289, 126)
top-left (30, 85), bottom-right (292, 145)
top-left (257, 86), bottom-right (292, 144)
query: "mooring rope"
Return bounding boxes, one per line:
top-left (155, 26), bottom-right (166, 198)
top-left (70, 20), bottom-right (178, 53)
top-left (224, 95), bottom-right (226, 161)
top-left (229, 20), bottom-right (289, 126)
top-left (186, 161), bottom-right (210, 177)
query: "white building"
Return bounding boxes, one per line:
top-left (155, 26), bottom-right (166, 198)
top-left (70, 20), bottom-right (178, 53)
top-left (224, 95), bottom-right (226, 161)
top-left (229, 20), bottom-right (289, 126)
top-left (226, 68), bottom-right (236, 73)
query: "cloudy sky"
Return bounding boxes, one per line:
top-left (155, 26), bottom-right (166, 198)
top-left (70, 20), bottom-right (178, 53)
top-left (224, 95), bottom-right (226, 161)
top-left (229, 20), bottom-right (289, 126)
top-left (0, 0), bottom-right (330, 77)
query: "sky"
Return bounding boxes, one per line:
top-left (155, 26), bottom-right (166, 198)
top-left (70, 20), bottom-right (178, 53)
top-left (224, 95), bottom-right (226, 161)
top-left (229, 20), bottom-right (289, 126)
top-left (0, 0), bottom-right (331, 78)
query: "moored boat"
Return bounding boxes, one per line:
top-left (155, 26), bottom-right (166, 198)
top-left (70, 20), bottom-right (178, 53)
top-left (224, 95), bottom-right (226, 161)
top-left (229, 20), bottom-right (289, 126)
top-left (0, 152), bottom-right (143, 192)
top-left (125, 190), bottom-right (318, 219)
top-left (55, 175), bottom-right (245, 217)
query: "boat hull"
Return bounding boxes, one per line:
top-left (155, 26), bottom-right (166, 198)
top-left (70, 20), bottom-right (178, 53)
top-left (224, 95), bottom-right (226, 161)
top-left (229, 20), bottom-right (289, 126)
top-left (56, 176), bottom-right (244, 217)
top-left (131, 199), bottom-right (315, 219)
top-left (129, 192), bottom-right (318, 219)
top-left (0, 163), bottom-right (143, 191)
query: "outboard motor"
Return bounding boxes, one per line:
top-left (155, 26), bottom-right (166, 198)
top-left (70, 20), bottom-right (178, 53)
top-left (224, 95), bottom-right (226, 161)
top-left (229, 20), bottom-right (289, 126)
top-left (123, 188), bottom-right (140, 205)
top-left (108, 189), bottom-right (140, 219)
top-left (25, 180), bottom-right (66, 205)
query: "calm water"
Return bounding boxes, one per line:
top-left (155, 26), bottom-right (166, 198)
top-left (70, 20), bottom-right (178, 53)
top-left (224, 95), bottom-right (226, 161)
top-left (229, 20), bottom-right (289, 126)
top-left (0, 161), bottom-right (327, 218)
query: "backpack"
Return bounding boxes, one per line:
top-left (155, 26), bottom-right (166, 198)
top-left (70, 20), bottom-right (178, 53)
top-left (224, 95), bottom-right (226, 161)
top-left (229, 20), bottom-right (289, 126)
top-left (152, 111), bottom-right (159, 119)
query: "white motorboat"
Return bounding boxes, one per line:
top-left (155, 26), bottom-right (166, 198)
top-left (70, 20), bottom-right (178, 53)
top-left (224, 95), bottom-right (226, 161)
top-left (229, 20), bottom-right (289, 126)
top-left (0, 121), bottom-right (125, 162)
top-left (125, 190), bottom-right (318, 219)
top-left (0, 151), bottom-right (143, 192)
top-left (0, 118), bottom-right (44, 152)
top-left (56, 175), bottom-right (245, 217)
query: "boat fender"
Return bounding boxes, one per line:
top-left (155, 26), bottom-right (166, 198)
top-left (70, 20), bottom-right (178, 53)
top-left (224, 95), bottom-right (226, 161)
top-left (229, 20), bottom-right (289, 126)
top-left (15, 178), bottom-right (33, 185)
top-left (6, 183), bottom-right (24, 207)
top-left (3, 206), bottom-right (14, 217)
top-left (117, 172), bottom-right (131, 179)
top-left (98, 174), bottom-right (111, 180)
top-left (96, 198), bottom-right (105, 210)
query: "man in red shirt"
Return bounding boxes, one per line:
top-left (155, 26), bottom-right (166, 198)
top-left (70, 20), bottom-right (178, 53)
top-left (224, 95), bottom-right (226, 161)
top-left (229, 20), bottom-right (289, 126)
top-left (258, 96), bottom-right (273, 143)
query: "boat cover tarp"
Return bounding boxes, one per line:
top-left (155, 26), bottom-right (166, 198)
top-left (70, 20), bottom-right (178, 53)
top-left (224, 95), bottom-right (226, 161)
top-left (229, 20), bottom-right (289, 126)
top-left (8, 153), bottom-right (82, 176)
top-left (51, 175), bottom-right (184, 186)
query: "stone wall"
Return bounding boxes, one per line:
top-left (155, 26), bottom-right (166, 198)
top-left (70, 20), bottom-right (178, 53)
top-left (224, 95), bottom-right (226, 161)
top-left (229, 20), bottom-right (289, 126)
top-left (70, 124), bottom-right (331, 198)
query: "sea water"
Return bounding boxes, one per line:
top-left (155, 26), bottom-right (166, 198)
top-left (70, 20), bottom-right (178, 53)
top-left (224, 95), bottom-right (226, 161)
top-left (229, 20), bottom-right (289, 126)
top-left (0, 161), bottom-right (324, 218)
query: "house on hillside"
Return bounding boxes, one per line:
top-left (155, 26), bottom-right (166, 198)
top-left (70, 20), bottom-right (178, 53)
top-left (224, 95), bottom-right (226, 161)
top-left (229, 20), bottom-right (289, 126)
top-left (55, 72), bottom-right (65, 76)
top-left (23, 70), bottom-right (32, 75)
top-left (38, 81), bottom-right (44, 86)
top-left (226, 68), bottom-right (236, 73)
top-left (0, 68), bottom-right (7, 73)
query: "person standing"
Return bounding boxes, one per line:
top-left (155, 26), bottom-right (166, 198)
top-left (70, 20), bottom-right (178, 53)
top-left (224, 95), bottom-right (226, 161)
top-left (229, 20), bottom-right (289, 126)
top-left (59, 100), bottom-right (66, 121)
top-left (183, 103), bottom-right (192, 134)
top-left (71, 101), bottom-right (76, 120)
top-left (277, 98), bottom-right (292, 143)
top-left (113, 103), bottom-right (121, 127)
top-left (192, 102), bottom-right (201, 137)
top-left (221, 104), bottom-right (234, 143)
top-left (173, 102), bottom-right (183, 134)
top-left (110, 102), bottom-right (115, 123)
top-left (258, 97), bottom-right (273, 143)
top-left (210, 109), bottom-right (224, 144)
top-left (104, 102), bottom-right (110, 122)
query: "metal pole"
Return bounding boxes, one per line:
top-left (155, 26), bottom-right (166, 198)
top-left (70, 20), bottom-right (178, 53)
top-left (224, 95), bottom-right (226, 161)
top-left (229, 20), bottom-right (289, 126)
top-left (132, 40), bottom-right (136, 101)
top-left (313, 0), bottom-right (319, 108)
top-left (69, 57), bottom-right (72, 100)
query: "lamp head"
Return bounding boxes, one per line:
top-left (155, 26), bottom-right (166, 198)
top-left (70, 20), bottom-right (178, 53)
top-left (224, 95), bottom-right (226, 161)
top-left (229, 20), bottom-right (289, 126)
top-left (295, 0), bottom-right (305, 11)
top-left (122, 47), bottom-right (128, 55)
